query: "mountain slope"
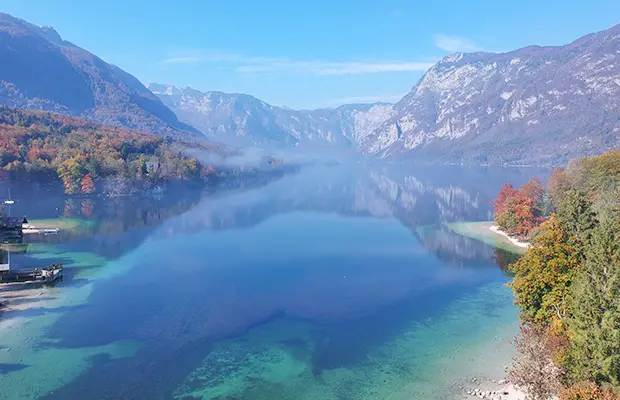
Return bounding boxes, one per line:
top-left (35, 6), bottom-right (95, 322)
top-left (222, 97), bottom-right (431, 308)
top-left (150, 25), bottom-right (619, 164)
top-left (0, 13), bottom-right (197, 137)
top-left (364, 24), bottom-right (620, 164)
top-left (10, 7), bottom-right (611, 164)
top-left (147, 83), bottom-right (392, 148)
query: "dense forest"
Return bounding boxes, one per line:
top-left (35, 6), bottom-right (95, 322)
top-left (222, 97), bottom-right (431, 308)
top-left (493, 150), bottom-right (619, 399)
top-left (0, 106), bottom-right (219, 194)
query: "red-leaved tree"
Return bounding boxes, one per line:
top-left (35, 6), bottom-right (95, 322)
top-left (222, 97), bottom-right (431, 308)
top-left (80, 173), bottom-right (95, 194)
top-left (493, 178), bottom-right (545, 239)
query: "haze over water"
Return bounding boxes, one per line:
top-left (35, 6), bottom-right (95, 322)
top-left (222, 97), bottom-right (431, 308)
top-left (0, 165), bottom-right (542, 399)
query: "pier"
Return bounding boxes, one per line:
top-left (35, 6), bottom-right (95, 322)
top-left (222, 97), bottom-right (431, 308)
top-left (0, 192), bottom-right (64, 285)
top-left (0, 263), bottom-right (63, 284)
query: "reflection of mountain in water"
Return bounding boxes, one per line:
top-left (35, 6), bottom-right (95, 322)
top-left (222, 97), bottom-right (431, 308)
top-left (38, 165), bottom-right (534, 399)
top-left (160, 165), bottom-right (540, 265)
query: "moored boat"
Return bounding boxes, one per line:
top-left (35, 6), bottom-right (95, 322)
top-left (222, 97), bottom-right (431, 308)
top-left (0, 263), bottom-right (63, 284)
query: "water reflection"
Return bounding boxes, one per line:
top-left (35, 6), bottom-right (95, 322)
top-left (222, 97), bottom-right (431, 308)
top-left (159, 165), bottom-right (539, 267)
top-left (0, 165), bottom-right (543, 400)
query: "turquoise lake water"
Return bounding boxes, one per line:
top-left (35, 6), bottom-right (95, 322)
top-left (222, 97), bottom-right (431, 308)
top-left (0, 166), bottom-right (540, 399)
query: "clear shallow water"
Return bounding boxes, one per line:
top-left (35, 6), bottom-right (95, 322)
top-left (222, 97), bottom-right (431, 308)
top-left (0, 166), bottom-right (543, 400)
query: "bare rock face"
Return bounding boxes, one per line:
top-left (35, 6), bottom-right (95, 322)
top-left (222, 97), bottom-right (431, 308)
top-left (150, 24), bottom-right (619, 164)
top-left (5, 7), bottom-right (615, 164)
top-left (364, 25), bottom-right (620, 164)
top-left (146, 83), bottom-right (393, 149)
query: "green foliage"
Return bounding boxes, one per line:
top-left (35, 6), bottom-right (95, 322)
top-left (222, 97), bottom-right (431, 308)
top-left (0, 106), bottom-right (209, 193)
top-left (509, 217), bottom-right (580, 325)
top-left (57, 156), bottom-right (85, 194)
top-left (503, 149), bottom-right (620, 396)
top-left (556, 190), bottom-right (598, 250)
top-left (566, 217), bottom-right (620, 386)
top-left (565, 150), bottom-right (620, 206)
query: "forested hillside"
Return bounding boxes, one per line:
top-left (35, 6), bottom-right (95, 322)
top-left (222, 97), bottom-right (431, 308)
top-left (495, 150), bottom-right (620, 399)
top-left (0, 106), bottom-right (214, 194)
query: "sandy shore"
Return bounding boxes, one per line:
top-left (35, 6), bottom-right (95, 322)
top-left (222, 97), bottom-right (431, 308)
top-left (488, 226), bottom-right (529, 249)
top-left (448, 221), bottom-right (527, 254)
top-left (458, 378), bottom-right (528, 400)
top-left (445, 222), bottom-right (531, 399)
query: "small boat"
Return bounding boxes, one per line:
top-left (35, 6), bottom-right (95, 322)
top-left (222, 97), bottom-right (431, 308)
top-left (0, 264), bottom-right (63, 284)
top-left (4, 189), bottom-right (14, 205)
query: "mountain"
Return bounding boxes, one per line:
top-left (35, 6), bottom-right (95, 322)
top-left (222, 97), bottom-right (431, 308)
top-left (363, 25), bottom-right (620, 164)
top-left (0, 13), bottom-right (197, 137)
top-left (146, 83), bottom-right (392, 148)
top-left (4, 10), bottom-right (615, 164)
top-left (150, 25), bottom-right (619, 165)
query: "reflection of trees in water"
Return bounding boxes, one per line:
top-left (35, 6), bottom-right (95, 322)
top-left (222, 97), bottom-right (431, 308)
top-left (1, 166), bottom-right (298, 262)
top-left (493, 248), bottom-right (521, 273)
top-left (33, 164), bottom-right (527, 272)
top-left (80, 199), bottom-right (94, 218)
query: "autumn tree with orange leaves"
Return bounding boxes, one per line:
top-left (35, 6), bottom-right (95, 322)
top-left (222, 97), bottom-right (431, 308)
top-left (0, 106), bottom-right (213, 194)
top-left (504, 150), bottom-right (620, 400)
top-left (493, 178), bottom-right (545, 240)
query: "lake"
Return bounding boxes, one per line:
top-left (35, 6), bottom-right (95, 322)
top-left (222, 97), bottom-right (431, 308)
top-left (0, 165), bottom-right (543, 399)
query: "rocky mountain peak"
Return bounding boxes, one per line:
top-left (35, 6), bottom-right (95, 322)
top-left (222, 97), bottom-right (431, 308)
top-left (37, 26), bottom-right (63, 44)
top-left (363, 24), bottom-right (620, 164)
top-left (0, 13), bottom-right (197, 137)
top-left (148, 21), bottom-right (620, 164)
top-left (0, 13), bottom-right (64, 45)
top-left (148, 83), bottom-right (395, 148)
top-left (6, 8), bottom-right (611, 165)
top-left (145, 83), bottom-right (182, 96)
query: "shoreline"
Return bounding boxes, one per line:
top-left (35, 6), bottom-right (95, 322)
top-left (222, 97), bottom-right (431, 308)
top-left (447, 221), bottom-right (531, 399)
top-left (488, 225), bottom-right (529, 249)
top-left (1, 220), bottom-right (528, 399)
top-left (457, 378), bottom-right (528, 400)
top-left (447, 221), bottom-right (529, 254)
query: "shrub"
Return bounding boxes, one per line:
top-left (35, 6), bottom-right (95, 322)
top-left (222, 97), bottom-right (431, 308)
top-left (559, 381), bottom-right (618, 400)
top-left (509, 325), bottom-right (563, 400)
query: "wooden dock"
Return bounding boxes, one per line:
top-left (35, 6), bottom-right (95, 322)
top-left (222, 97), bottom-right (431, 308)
top-left (0, 264), bottom-right (63, 284)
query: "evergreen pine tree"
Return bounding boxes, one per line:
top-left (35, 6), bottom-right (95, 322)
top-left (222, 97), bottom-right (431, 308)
top-left (556, 190), bottom-right (597, 247)
top-left (567, 216), bottom-right (620, 386)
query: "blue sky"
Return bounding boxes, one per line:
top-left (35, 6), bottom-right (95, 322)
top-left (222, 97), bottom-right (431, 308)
top-left (2, 0), bottom-right (619, 109)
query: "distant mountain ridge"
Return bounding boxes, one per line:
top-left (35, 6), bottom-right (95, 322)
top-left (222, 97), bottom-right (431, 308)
top-left (0, 12), bottom-right (197, 137)
top-left (1, 10), bottom-right (618, 164)
top-left (146, 83), bottom-right (392, 148)
top-left (150, 25), bottom-right (620, 164)
top-left (363, 24), bottom-right (620, 164)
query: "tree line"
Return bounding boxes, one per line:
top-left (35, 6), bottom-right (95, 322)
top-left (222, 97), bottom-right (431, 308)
top-left (494, 150), bottom-right (619, 399)
top-left (0, 106), bottom-right (218, 194)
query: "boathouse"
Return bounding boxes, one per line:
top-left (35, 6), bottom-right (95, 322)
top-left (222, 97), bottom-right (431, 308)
top-left (0, 216), bottom-right (28, 236)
